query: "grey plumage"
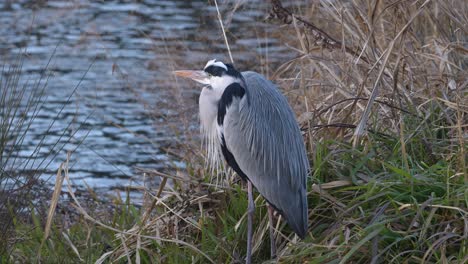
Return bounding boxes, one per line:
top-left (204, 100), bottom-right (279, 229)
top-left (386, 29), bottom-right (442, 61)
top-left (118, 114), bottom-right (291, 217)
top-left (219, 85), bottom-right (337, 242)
top-left (224, 71), bottom-right (309, 237)
top-left (174, 60), bottom-right (309, 262)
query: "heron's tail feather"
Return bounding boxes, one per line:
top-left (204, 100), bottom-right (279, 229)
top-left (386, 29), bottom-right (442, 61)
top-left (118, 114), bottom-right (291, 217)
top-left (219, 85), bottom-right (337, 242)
top-left (281, 186), bottom-right (308, 239)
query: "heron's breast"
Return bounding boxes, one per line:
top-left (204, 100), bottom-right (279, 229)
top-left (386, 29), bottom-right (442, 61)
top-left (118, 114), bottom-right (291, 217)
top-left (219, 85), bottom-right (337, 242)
top-left (199, 87), bottom-right (219, 133)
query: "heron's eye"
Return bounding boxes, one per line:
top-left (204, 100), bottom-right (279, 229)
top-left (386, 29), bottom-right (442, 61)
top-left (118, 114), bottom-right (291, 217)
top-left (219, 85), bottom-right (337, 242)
top-left (207, 73), bottom-right (213, 77)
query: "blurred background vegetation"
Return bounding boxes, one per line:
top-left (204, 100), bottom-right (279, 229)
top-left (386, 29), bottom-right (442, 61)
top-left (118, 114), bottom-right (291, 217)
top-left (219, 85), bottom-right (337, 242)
top-left (1, 0), bottom-right (467, 263)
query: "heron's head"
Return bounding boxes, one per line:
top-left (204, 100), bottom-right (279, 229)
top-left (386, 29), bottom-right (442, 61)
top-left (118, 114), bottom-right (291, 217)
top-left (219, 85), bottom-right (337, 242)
top-left (173, 59), bottom-right (242, 90)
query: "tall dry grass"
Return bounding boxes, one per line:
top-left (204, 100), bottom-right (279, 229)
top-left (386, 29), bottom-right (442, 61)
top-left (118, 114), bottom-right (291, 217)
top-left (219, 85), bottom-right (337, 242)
top-left (271, 0), bottom-right (466, 149)
top-left (265, 0), bottom-right (467, 262)
top-left (0, 49), bottom-right (91, 260)
top-left (0, 53), bottom-right (50, 255)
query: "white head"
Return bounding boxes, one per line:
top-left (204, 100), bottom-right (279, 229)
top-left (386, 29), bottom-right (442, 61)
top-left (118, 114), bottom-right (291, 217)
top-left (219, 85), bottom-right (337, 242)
top-left (173, 59), bottom-right (242, 91)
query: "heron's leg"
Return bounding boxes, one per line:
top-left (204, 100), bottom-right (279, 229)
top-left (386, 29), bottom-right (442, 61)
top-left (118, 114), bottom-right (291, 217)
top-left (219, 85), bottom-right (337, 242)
top-left (246, 180), bottom-right (254, 264)
top-left (267, 205), bottom-right (277, 259)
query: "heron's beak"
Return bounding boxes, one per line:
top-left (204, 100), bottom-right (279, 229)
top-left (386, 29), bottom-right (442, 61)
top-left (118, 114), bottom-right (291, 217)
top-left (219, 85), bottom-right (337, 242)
top-left (173, 70), bottom-right (210, 85)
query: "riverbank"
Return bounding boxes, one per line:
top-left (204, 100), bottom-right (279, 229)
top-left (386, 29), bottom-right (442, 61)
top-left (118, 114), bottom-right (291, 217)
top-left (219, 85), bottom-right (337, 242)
top-left (2, 0), bottom-right (467, 263)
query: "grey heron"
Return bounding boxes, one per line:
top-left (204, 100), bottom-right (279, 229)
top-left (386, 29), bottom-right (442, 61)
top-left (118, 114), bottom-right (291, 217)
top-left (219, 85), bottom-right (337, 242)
top-left (174, 59), bottom-right (308, 263)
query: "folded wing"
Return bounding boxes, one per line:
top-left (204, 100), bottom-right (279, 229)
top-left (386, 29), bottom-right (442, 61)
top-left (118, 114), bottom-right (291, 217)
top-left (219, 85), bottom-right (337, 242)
top-left (222, 71), bottom-right (309, 238)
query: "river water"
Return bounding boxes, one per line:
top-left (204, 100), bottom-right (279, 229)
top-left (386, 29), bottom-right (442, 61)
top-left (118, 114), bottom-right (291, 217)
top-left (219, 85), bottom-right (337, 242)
top-left (0, 0), bottom-right (295, 194)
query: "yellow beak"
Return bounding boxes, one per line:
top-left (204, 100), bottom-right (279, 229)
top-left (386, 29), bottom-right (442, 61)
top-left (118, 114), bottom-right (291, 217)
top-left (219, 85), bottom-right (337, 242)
top-left (173, 70), bottom-right (210, 85)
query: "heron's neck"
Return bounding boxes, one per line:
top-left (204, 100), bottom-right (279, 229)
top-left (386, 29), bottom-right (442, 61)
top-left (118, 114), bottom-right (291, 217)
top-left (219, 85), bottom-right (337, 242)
top-left (199, 77), bottom-right (245, 135)
top-left (210, 76), bottom-right (241, 96)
